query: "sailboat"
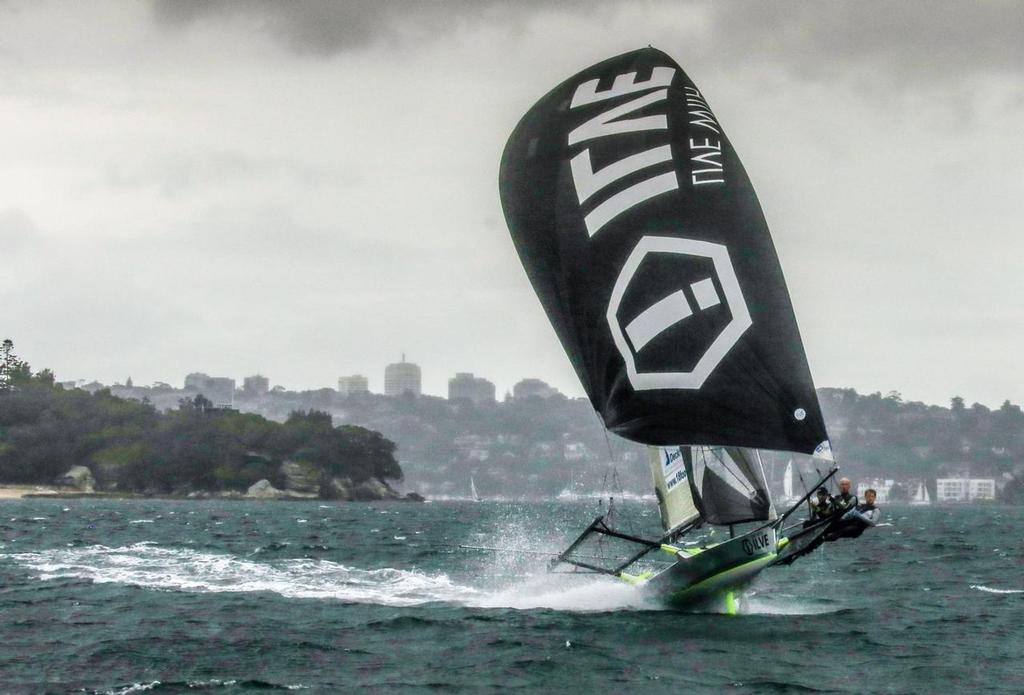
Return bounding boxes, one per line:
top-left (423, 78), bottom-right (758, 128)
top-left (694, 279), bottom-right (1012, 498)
top-left (499, 47), bottom-right (836, 609)
top-left (470, 475), bottom-right (481, 502)
top-left (910, 481), bottom-right (931, 506)
top-left (781, 459), bottom-right (799, 505)
top-left (557, 469), bottom-right (578, 501)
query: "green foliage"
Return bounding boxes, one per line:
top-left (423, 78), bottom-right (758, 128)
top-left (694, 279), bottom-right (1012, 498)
top-left (0, 341), bottom-right (402, 492)
top-left (819, 387), bottom-right (1024, 482)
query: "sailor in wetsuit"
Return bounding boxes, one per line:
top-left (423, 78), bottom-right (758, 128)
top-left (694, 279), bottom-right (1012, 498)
top-left (826, 488), bottom-right (880, 540)
top-left (804, 487), bottom-right (833, 527)
top-left (832, 477), bottom-right (858, 515)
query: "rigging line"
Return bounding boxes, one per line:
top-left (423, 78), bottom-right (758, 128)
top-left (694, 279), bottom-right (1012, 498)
top-left (796, 464), bottom-right (810, 498)
top-left (595, 410), bottom-right (616, 502)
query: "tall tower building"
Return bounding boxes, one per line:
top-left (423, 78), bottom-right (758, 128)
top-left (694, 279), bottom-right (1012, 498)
top-left (448, 372), bottom-right (496, 404)
top-left (243, 374), bottom-right (270, 396)
top-left (338, 374), bottom-right (370, 396)
top-left (384, 354), bottom-right (421, 397)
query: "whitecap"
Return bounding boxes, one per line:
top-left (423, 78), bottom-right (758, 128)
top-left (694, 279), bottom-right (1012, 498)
top-left (2, 543), bottom-right (668, 612)
top-left (6, 544), bottom-right (477, 607)
top-left (970, 584), bottom-right (1024, 595)
top-left (97, 682), bottom-right (161, 695)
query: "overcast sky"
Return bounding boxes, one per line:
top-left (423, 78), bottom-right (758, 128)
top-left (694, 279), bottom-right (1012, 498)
top-left (2, 1), bottom-right (1022, 407)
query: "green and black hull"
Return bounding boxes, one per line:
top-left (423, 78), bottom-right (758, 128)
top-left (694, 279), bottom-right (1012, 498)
top-left (623, 526), bottom-right (778, 610)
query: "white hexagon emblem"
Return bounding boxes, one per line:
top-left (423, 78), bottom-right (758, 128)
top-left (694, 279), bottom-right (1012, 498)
top-left (606, 235), bottom-right (752, 390)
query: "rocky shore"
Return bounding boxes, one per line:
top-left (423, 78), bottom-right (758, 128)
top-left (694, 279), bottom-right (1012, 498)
top-left (1, 461), bottom-right (425, 503)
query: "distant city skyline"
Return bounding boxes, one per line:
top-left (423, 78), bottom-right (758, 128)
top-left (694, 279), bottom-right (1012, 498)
top-left (63, 360), bottom-right (562, 403)
top-left (3, 2), bottom-right (1022, 409)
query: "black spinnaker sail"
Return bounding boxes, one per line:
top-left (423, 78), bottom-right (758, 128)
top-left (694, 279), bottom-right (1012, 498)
top-left (499, 47), bottom-right (829, 456)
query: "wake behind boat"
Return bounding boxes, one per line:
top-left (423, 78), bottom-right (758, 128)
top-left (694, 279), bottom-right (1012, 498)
top-left (498, 47), bottom-right (851, 610)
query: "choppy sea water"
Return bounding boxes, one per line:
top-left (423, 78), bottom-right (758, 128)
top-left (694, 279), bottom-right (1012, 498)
top-left (1, 498), bottom-right (1021, 694)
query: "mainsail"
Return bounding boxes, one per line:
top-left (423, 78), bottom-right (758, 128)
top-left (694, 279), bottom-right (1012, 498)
top-left (499, 47), bottom-right (830, 456)
top-left (689, 446), bottom-right (774, 525)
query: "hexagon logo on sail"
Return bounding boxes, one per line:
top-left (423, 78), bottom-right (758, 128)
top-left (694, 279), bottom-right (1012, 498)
top-left (606, 236), bottom-right (752, 390)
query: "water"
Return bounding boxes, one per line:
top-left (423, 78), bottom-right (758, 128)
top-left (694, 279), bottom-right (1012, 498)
top-left (1, 499), bottom-right (1021, 693)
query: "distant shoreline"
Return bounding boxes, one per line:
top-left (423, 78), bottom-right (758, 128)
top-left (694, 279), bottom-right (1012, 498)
top-left (0, 484), bottom-right (424, 502)
top-left (0, 485), bottom-right (71, 500)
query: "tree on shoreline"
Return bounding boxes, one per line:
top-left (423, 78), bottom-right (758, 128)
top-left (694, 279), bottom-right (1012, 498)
top-left (0, 343), bottom-right (402, 494)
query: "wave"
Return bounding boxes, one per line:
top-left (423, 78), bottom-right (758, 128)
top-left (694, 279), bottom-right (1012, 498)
top-left (4, 544), bottom-right (653, 612)
top-left (738, 594), bottom-right (844, 616)
top-left (970, 584), bottom-right (1024, 595)
top-left (88, 679), bottom-right (309, 694)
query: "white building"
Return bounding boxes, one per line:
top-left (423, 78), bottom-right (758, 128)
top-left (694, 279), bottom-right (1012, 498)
top-left (968, 478), bottom-right (996, 500)
top-left (448, 372), bottom-right (496, 404)
top-left (935, 478), bottom-right (996, 502)
top-left (243, 374), bottom-right (269, 396)
top-left (338, 374), bottom-right (369, 396)
top-left (512, 378), bottom-right (560, 400)
top-left (384, 355), bottom-right (421, 397)
top-left (184, 372), bottom-right (235, 407)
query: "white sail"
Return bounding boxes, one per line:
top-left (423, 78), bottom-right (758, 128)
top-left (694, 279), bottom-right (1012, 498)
top-left (648, 446), bottom-right (700, 533)
top-left (783, 460), bottom-right (794, 499)
top-left (470, 475), bottom-right (480, 502)
top-left (911, 481), bottom-right (931, 505)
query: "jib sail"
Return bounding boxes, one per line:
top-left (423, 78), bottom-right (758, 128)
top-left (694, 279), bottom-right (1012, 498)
top-left (652, 445), bottom-right (773, 530)
top-left (648, 446), bottom-right (700, 533)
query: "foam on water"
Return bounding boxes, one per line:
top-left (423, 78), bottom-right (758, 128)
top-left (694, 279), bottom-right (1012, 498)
top-left (970, 584), bottom-right (1024, 594)
top-left (7, 544), bottom-right (473, 607)
top-left (5, 544), bottom-right (654, 612)
top-left (739, 593), bottom-right (842, 615)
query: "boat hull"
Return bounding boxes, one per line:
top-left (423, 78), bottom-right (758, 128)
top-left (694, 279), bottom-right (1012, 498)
top-left (641, 527), bottom-right (777, 609)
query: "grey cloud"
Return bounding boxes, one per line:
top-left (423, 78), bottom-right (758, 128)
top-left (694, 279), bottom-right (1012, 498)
top-left (150, 0), bottom-right (586, 56)
top-left (150, 0), bottom-right (1024, 84)
top-left (151, 0), bottom-right (390, 54)
top-left (710, 1), bottom-right (1024, 83)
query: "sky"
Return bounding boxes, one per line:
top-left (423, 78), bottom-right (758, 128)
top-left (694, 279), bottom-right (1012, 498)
top-left (2, 1), bottom-right (1022, 407)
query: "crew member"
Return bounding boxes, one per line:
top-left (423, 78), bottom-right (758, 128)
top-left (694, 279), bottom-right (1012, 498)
top-left (826, 488), bottom-right (880, 540)
top-left (833, 477), bottom-right (857, 514)
top-left (808, 487), bottom-right (833, 521)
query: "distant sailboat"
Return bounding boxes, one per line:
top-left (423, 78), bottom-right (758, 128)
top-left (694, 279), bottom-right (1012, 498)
top-left (910, 481), bottom-right (931, 506)
top-left (783, 460), bottom-right (795, 502)
top-left (557, 469), bottom-right (578, 501)
top-left (470, 475), bottom-right (481, 502)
